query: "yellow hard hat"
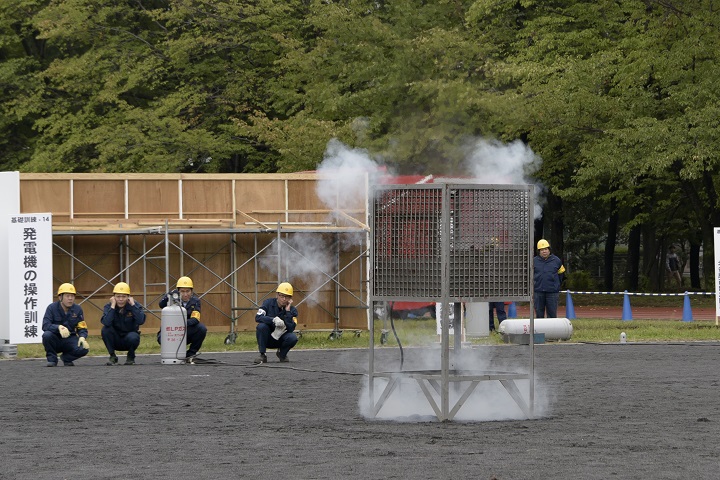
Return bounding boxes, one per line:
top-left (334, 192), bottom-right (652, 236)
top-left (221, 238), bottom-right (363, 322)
top-left (537, 239), bottom-right (550, 250)
top-left (276, 282), bottom-right (293, 296)
top-left (176, 276), bottom-right (194, 289)
top-left (113, 282), bottom-right (131, 295)
top-left (57, 283), bottom-right (76, 296)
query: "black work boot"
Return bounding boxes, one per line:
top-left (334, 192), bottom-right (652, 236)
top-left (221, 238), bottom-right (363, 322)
top-left (253, 353), bottom-right (267, 364)
top-left (106, 355), bottom-right (119, 366)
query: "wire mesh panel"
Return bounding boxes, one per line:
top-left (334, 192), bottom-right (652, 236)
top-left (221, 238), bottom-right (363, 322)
top-left (371, 185), bottom-right (443, 299)
top-left (371, 183), bottom-right (532, 302)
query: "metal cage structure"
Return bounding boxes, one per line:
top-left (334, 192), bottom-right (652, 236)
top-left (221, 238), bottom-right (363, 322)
top-left (368, 183), bottom-right (535, 421)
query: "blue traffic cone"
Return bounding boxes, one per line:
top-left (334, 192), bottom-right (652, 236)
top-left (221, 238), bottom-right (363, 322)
top-left (622, 291), bottom-right (633, 321)
top-left (565, 291), bottom-right (576, 319)
top-left (682, 292), bottom-right (693, 322)
top-left (507, 302), bottom-right (517, 318)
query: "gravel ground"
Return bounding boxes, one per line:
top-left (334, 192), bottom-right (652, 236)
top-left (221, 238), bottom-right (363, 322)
top-left (1, 342), bottom-right (718, 480)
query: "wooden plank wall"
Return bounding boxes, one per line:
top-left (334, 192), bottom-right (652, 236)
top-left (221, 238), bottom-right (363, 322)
top-left (20, 174), bottom-right (368, 335)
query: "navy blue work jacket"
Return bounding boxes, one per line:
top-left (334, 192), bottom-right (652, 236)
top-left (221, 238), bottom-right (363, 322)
top-left (255, 298), bottom-right (298, 333)
top-left (101, 301), bottom-right (146, 335)
top-left (533, 254), bottom-right (565, 293)
top-left (42, 301), bottom-right (88, 338)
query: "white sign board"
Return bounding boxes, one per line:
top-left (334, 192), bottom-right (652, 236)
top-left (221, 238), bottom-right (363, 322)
top-left (715, 227), bottom-right (720, 320)
top-left (7, 213), bottom-right (53, 344)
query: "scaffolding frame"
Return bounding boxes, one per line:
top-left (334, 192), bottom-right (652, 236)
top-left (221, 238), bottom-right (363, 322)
top-left (368, 183), bottom-right (535, 421)
top-left (51, 223), bottom-right (370, 338)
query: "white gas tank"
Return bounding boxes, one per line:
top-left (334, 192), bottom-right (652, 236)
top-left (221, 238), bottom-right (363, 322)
top-left (498, 317), bottom-right (573, 341)
top-left (160, 305), bottom-right (187, 364)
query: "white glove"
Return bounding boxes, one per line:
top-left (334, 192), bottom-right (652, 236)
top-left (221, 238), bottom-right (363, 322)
top-left (271, 317), bottom-right (287, 340)
top-left (58, 325), bottom-right (70, 338)
top-left (78, 337), bottom-right (89, 350)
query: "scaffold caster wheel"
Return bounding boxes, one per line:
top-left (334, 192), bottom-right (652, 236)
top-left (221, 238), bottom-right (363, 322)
top-left (224, 333), bottom-right (237, 345)
top-left (380, 331), bottom-right (388, 345)
top-left (354, 330), bottom-right (361, 338)
top-left (296, 331), bottom-right (303, 339)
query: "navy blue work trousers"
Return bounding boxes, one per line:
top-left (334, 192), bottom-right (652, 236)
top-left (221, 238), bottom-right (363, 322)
top-left (534, 292), bottom-right (559, 319)
top-left (42, 332), bottom-right (89, 364)
top-left (186, 323), bottom-right (207, 356)
top-left (256, 323), bottom-right (298, 357)
top-left (101, 327), bottom-right (141, 358)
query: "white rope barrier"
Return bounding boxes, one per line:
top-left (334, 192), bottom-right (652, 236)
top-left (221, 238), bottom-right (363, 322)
top-left (507, 290), bottom-right (719, 322)
top-left (563, 290), bottom-right (715, 297)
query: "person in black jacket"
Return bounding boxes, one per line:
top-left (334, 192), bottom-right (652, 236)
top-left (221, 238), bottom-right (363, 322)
top-left (101, 282), bottom-right (146, 365)
top-left (157, 276), bottom-right (207, 359)
top-left (253, 282), bottom-right (298, 364)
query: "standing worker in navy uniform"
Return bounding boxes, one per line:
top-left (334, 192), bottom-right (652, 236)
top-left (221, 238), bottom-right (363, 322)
top-left (254, 282), bottom-right (298, 364)
top-left (101, 282), bottom-right (146, 366)
top-left (41, 283), bottom-right (90, 367)
top-left (158, 276), bottom-right (207, 359)
top-left (533, 239), bottom-right (566, 318)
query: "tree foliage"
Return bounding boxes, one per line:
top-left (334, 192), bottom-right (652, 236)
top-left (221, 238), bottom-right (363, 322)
top-left (2, 0), bottom-right (720, 288)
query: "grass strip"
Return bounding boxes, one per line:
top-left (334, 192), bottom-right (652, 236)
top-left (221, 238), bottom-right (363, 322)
top-left (8, 318), bottom-right (720, 360)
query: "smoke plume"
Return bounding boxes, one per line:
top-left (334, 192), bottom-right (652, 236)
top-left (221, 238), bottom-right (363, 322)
top-left (316, 138), bottom-right (387, 211)
top-left (357, 346), bottom-right (552, 422)
top-left (462, 138), bottom-right (544, 218)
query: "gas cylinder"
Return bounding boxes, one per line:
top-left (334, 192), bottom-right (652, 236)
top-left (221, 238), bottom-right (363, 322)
top-left (160, 304), bottom-right (187, 364)
top-left (497, 317), bottom-right (573, 341)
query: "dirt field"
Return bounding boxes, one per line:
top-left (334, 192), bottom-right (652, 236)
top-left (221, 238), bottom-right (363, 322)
top-left (1, 342), bottom-right (718, 479)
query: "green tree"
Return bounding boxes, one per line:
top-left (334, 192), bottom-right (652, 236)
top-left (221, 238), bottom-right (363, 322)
top-left (468, 0), bottom-right (720, 290)
top-left (238, 0), bottom-right (511, 173)
top-left (2, 0), bottom-right (306, 173)
top-left (0, 0), bottom-right (52, 170)
top-left (3, 0), bottom-right (720, 293)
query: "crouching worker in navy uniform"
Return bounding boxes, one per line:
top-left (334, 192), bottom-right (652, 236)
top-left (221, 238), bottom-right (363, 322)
top-left (41, 283), bottom-right (90, 367)
top-left (254, 282), bottom-right (298, 364)
top-left (101, 282), bottom-right (146, 366)
top-left (157, 276), bottom-right (207, 359)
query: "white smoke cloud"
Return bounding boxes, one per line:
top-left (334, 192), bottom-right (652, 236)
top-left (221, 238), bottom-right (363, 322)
top-left (257, 233), bottom-right (334, 303)
top-left (316, 138), bottom-right (388, 211)
top-left (463, 138), bottom-right (544, 219)
top-left (257, 139), bottom-right (384, 304)
top-left (315, 137), bottom-right (544, 218)
top-left (357, 346), bottom-right (552, 422)
top-left (463, 138), bottom-right (541, 183)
